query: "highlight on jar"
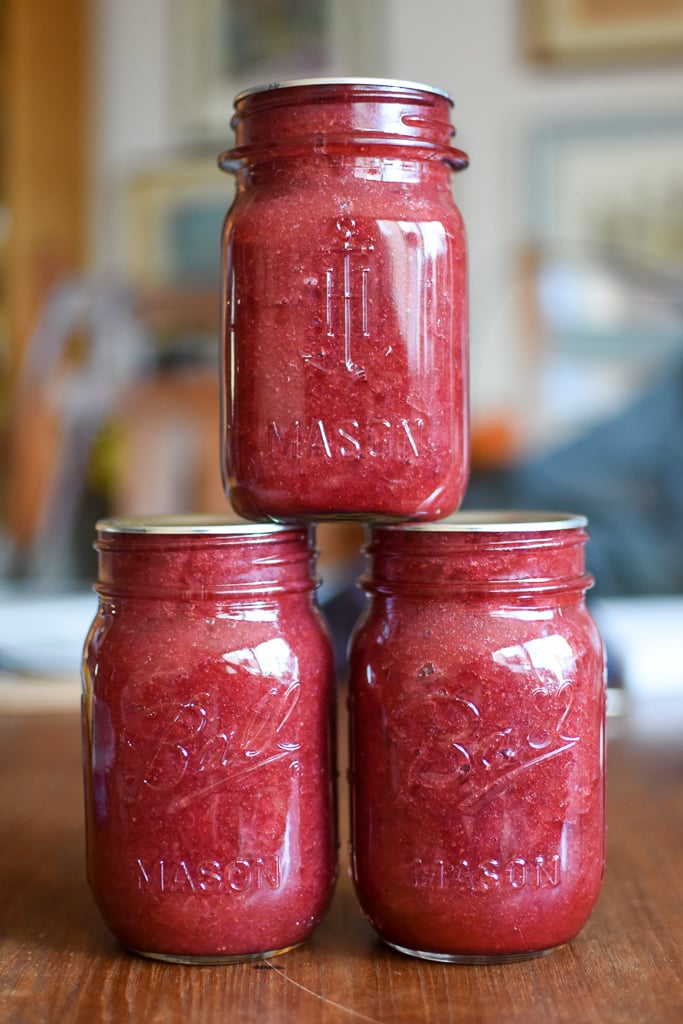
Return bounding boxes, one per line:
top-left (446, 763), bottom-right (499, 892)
top-left (81, 515), bottom-right (337, 964)
top-left (218, 77), bottom-right (470, 524)
top-left (348, 511), bottom-right (607, 964)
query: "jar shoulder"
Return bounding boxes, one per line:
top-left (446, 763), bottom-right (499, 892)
top-left (224, 178), bottom-right (465, 239)
top-left (85, 601), bottom-right (333, 677)
top-left (350, 600), bottom-right (604, 685)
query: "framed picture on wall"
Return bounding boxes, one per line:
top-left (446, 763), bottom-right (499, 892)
top-left (523, 111), bottom-right (683, 444)
top-left (125, 155), bottom-right (229, 290)
top-left (528, 112), bottom-right (683, 279)
top-left (171, 0), bottom-right (387, 142)
top-left (524, 0), bottom-right (683, 65)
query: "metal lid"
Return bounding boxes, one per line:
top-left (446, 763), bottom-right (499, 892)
top-left (95, 514), bottom-right (296, 536)
top-left (233, 77), bottom-right (453, 105)
top-left (373, 510), bottom-right (588, 533)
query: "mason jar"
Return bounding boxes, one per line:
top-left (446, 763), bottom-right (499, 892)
top-left (219, 77), bottom-right (469, 523)
top-left (82, 515), bottom-right (336, 963)
top-left (349, 511), bottom-right (606, 963)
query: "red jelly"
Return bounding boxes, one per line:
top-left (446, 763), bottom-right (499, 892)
top-left (82, 516), bottom-right (336, 963)
top-left (219, 77), bottom-right (469, 522)
top-left (349, 512), bottom-right (606, 963)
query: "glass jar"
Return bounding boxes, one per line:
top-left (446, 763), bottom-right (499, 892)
top-left (218, 77), bottom-right (469, 523)
top-left (81, 515), bottom-right (337, 963)
top-left (349, 511), bottom-right (606, 963)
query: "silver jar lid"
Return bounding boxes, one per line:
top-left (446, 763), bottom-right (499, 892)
top-left (373, 511), bottom-right (588, 533)
top-left (233, 77), bottom-right (453, 105)
top-left (96, 514), bottom-right (298, 535)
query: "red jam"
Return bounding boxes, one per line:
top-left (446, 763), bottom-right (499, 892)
top-left (349, 512), bottom-right (606, 962)
top-left (82, 516), bottom-right (336, 963)
top-left (219, 78), bottom-right (469, 522)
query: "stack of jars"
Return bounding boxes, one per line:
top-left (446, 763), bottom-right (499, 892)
top-left (82, 79), bottom-right (606, 966)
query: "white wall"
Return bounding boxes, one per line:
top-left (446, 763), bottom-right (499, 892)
top-left (92, 0), bottom-right (683, 416)
top-left (91, 0), bottom-right (173, 276)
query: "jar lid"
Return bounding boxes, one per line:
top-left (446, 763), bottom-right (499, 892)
top-left (233, 77), bottom-right (453, 105)
top-left (95, 514), bottom-right (297, 536)
top-left (373, 510), bottom-right (588, 533)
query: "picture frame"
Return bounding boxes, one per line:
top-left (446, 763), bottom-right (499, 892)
top-left (125, 154), bottom-right (229, 289)
top-left (171, 0), bottom-right (388, 142)
top-left (523, 111), bottom-right (683, 442)
top-left (524, 0), bottom-right (683, 65)
top-left (528, 112), bottom-right (683, 278)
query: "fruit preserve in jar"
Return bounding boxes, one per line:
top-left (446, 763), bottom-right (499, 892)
top-left (218, 77), bottom-right (469, 522)
top-left (349, 511), bottom-right (606, 963)
top-left (82, 515), bottom-right (336, 963)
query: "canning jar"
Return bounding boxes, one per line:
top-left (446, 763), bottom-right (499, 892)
top-left (349, 511), bottom-right (606, 962)
top-left (82, 515), bottom-right (336, 963)
top-left (219, 77), bottom-right (469, 522)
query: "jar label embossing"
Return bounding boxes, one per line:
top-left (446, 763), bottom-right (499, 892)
top-left (303, 217), bottom-right (375, 376)
top-left (269, 417), bottom-right (425, 461)
top-left (135, 855), bottom-right (282, 895)
top-left (131, 681), bottom-right (302, 812)
top-left (391, 670), bottom-right (580, 811)
top-left (410, 854), bottom-right (562, 893)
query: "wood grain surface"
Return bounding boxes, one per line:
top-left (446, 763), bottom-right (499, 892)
top-left (0, 697), bottom-right (681, 1024)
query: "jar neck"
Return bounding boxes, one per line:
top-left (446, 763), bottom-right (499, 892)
top-left (219, 79), bottom-right (467, 174)
top-left (95, 527), bottom-right (318, 600)
top-left (232, 152), bottom-right (456, 189)
top-left (363, 527), bottom-right (593, 599)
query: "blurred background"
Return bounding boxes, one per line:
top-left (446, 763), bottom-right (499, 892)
top-left (0, 0), bottom-right (682, 702)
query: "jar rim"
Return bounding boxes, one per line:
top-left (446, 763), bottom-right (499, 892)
top-left (233, 77), bottom-right (453, 105)
top-left (372, 510), bottom-right (588, 534)
top-left (95, 514), bottom-right (299, 536)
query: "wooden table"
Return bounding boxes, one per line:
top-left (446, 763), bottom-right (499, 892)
top-left (0, 695), bottom-right (681, 1023)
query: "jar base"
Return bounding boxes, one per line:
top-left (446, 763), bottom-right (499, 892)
top-left (234, 508), bottom-right (446, 526)
top-left (384, 940), bottom-right (562, 964)
top-left (130, 942), bottom-right (302, 966)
